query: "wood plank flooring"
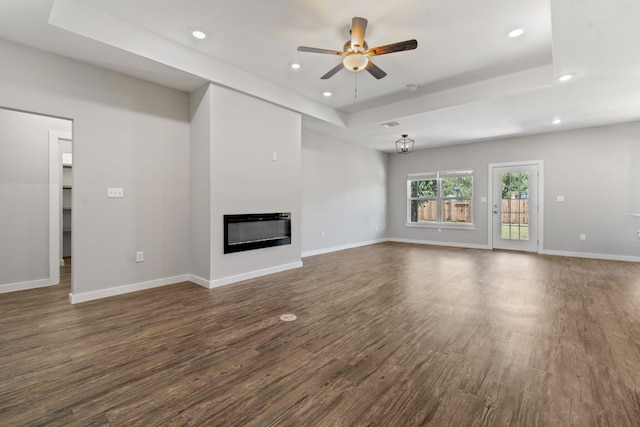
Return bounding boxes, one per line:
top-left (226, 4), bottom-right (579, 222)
top-left (1, 243), bottom-right (640, 426)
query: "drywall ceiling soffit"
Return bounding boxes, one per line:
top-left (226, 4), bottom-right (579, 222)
top-left (0, 0), bottom-right (207, 92)
top-left (47, 0), bottom-right (346, 128)
top-left (1, 0), bottom-right (640, 152)
top-left (44, 0), bottom-right (552, 134)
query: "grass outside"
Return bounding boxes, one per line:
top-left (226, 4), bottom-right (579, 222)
top-left (502, 223), bottom-right (529, 240)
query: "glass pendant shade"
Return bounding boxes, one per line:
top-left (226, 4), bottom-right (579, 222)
top-left (343, 54), bottom-right (369, 72)
top-left (395, 134), bottom-right (414, 154)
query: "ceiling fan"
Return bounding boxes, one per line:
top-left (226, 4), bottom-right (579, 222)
top-left (297, 17), bottom-right (418, 80)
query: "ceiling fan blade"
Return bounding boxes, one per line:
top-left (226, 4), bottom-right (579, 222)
top-left (297, 46), bottom-right (344, 56)
top-left (321, 62), bottom-right (345, 79)
top-left (365, 60), bottom-right (387, 79)
top-left (368, 39), bottom-right (418, 56)
top-left (351, 17), bottom-right (368, 50)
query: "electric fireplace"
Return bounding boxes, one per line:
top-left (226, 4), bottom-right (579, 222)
top-left (224, 213), bottom-right (291, 254)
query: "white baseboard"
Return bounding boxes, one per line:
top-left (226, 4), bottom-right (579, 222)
top-left (192, 261), bottom-right (303, 289)
top-left (68, 274), bottom-right (190, 304)
top-left (69, 262), bottom-right (305, 303)
top-left (0, 278), bottom-right (55, 294)
top-left (188, 274), bottom-right (211, 289)
top-left (540, 250), bottom-right (640, 263)
top-left (302, 239), bottom-right (388, 258)
top-left (388, 238), bottom-right (491, 250)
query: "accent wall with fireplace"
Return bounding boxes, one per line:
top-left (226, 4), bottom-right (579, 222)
top-left (189, 84), bottom-right (303, 289)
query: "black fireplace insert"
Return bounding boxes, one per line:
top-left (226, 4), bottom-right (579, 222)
top-left (224, 212), bottom-right (291, 254)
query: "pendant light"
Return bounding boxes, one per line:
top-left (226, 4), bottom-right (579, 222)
top-left (395, 134), bottom-right (414, 154)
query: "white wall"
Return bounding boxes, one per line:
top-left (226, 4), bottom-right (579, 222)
top-left (0, 39), bottom-right (191, 300)
top-left (189, 85), bottom-right (212, 281)
top-left (301, 129), bottom-right (388, 256)
top-left (388, 121), bottom-right (640, 259)
top-left (0, 109), bottom-right (71, 287)
top-left (209, 85), bottom-right (302, 281)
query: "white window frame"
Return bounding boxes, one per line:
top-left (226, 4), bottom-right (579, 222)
top-left (406, 170), bottom-right (475, 230)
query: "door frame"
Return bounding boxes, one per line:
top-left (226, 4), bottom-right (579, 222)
top-left (49, 130), bottom-right (72, 286)
top-left (487, 160), bottom-right (544, 253)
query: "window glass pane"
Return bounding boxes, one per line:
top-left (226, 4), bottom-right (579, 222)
top-left (410, 200), bottom-right (437, 222)
top-left (410, 180), bottom-right (437, 198)
top-left (442, 177), bottom-right (472, 198)
top-left (407, 171), bottom-right (474, 226)
top-left (441, 199), bottom-right (472, 224)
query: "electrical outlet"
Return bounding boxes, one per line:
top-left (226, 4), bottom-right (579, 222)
top-left (107, 187), bottom-right (124, 198)
top-left (579, 234), bottom-right (586, 241)
top-left (321, 231), bottom-right (325, 238)
top-left (136, 251), bottom-right (144, 262)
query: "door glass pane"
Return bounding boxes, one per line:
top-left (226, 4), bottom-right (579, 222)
top-left (501, 172), bottom-right (529, 240)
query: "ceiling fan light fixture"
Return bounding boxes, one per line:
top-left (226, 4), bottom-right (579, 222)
top-left (297, 16), bottom-right (417, 80)
top-left (395, 134), bottom-right (414, 154)
top-left (343, 54), bottom-right (369, 72)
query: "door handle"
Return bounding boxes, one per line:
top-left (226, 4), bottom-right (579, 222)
top-left (493, 210), bottom-right (498, 214)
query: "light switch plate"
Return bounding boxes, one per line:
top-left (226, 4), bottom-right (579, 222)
top-left (557, 195), bottom-right (565, 202)
top-left (107, 187), bottom-right (124, 198)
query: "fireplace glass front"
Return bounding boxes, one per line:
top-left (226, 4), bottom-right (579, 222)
top-left (224, 213), bottom-right (291, 254)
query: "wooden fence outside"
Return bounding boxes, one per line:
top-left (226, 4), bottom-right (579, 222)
top-left (418, 200), bottom-right (471, 223)
top-left (416, 199), bottom-right (529, 224)
top-left (501, 199), bottom-right (529, 224)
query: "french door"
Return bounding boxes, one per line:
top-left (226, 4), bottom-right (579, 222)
top-left (490, 163), bottom-right (541, 252)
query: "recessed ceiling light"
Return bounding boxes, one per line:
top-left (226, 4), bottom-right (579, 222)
top-left (322, 91), bottom-right (332, 97)
top-left (508, 28), bottom-right (525, 38)
top-left (552, 118), bottom-right (562, 125)
top-left (557, 73), bottom-right (575, 82)
top-left (290, 63), bottom-right (301, 70)
top-left (191, 30), bottom-right (207, 40)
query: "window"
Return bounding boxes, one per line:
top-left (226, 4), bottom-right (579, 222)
top-left (407, 170), bottom-right (473, 226)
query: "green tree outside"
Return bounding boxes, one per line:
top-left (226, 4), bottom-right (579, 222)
top-left (502, 172), bottom-right (528, 199)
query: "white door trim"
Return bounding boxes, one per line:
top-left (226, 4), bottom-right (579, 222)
top-left (487, 160), bottom-right (544, 252)
top-left (49, 130), bottom-right (72, 286)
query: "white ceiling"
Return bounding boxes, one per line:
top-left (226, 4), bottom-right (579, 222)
top-left (1, 0), bottom-right (640, 152)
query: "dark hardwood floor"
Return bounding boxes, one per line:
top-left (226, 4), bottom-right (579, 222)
top-left (1, 244), bottom-right (640, 426)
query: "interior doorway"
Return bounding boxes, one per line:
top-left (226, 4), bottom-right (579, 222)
top-left (0, 107), bottom-right (72, 294)
top-left (488, 161), bottom-right (544, 252)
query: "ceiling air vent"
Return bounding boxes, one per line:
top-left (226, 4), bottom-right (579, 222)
top-left (381, 121), bottom-right (400, 128)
